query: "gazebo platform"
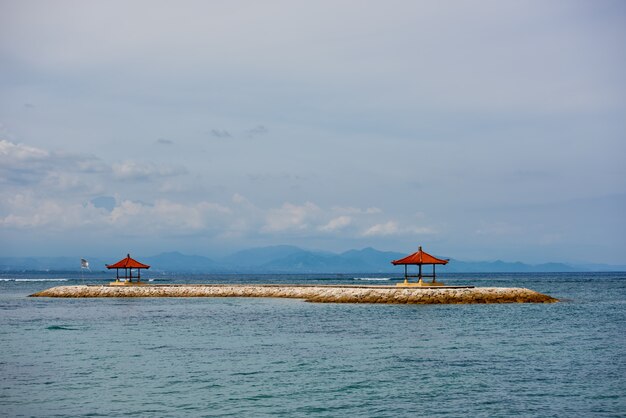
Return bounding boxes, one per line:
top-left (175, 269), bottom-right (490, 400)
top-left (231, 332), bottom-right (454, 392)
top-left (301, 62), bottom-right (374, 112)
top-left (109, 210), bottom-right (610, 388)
top-left (109, 280), bottom-right (148, 286)
top-left (396, 281), bottom-right (446, 287)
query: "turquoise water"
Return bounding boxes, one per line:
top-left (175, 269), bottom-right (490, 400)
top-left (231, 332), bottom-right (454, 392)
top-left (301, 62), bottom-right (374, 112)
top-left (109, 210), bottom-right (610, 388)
top-left (1, 272), bottom-right (625, 416)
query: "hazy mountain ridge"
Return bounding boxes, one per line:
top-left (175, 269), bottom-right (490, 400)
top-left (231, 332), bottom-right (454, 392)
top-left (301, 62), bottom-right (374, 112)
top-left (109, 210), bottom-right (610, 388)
top-left (1, 246), bottom-right (624, 273)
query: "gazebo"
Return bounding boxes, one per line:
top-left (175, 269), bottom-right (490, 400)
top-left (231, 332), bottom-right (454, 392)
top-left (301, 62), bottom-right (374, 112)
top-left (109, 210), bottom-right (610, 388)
top-left (106, 253), bottom-right (150, 285)
top-left (392, 246), bottom-right (449, 287)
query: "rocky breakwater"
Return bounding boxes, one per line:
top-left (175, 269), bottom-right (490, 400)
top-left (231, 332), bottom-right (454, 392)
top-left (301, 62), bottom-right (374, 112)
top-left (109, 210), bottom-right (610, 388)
top-left (30, 285), bottom-right (558, 304)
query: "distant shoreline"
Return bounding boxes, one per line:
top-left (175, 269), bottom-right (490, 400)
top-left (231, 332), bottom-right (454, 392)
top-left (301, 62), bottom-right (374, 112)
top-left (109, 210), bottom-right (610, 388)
top-left (4, 247), bottom-right (625, 273)
top-left (31, 284), bottom-right (558, 304)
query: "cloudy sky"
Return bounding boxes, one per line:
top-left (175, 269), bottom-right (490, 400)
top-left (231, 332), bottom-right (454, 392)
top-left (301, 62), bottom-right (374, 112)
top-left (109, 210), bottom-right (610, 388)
top-left (1, 0), bottom-right (624, 263)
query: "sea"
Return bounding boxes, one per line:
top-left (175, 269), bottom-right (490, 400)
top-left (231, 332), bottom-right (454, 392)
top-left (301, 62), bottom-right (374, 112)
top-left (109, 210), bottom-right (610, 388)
top-left (1, 272), bottom-right (625, 417)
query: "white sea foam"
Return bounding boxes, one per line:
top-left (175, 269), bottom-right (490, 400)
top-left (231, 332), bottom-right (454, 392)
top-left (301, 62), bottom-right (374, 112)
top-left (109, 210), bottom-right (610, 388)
top-left (353, 277), bottom-right (391, 281)
top-left (7, 278), bottom-right (69, 282)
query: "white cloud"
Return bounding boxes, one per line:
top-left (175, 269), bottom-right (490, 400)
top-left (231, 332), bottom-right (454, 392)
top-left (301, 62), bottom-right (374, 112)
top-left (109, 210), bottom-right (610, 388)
top-left (75, 157), bottom-right (109, 173)
top-left (1, 182), bottom-right (439, 246)
top-left (362, 221), bottom-right (437, 237)
top-left (262, 202), bottom-right (320, 232)
top-left (41, 171), bottom-right (102, 193)
top-left (332, 206), bottom-right (382, 215)
top-left (108, 200), bottom-right (144, 225)
top-left (0, 139), bottom-right (48, 162)
top-left (232, 193), bottom-right (250, 205)
top-left (0, 140), bottom-right (191, 198)
top-left (363, 221), bottom-right (399, 237)
top-left (0, 193), bottom-right (104, 229)
top-left (410, 226), bottom-right (437, 235)
top-left (0, 139), bottom-right (106, 190)
top-left (0, 140), bottom-right (106, 174)
top-left (0, 192), bottom-right (231, 234)
top-left (319, 215), bottom-right (352, 232)
top-left (112, 161), bottom-right (186, 180)
top-left (108, 199), bottom-right (230, 232)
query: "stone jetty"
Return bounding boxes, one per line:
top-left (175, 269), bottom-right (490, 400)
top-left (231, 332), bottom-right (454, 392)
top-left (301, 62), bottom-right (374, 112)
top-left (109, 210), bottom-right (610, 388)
top-left (30, 284), bottom-right (558, 304)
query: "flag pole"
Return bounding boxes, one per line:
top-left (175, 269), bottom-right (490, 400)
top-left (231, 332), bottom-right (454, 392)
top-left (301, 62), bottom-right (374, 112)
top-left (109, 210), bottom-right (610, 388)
top-left (80, 258), bottom-right (90, 284)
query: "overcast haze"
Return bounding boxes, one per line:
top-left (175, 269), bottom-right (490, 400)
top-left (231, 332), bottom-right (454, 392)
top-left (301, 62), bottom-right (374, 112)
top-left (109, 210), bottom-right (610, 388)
top-left (1, 1), bottom-right (625, 264)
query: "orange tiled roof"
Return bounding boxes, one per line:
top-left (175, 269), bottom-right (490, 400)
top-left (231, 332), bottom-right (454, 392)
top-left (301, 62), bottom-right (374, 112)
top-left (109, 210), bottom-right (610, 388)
top-left (391, 246), bottom-right (448, 265)
top-left (106, 254), bottom-right (150, 269)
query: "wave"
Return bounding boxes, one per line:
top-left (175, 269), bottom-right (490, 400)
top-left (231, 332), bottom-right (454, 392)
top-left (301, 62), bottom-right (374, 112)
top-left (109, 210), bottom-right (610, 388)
top-left (0, 278), bottom-right (69, 282)
top-left (353, 277), bottom-right (391, 281)
top-left (46, 325), bottom-right (77, 331)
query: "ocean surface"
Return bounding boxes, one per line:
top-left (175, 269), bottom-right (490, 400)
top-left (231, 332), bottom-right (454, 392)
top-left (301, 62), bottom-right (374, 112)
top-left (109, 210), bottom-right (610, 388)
top-left (1, 272), bottom-right (625, 417)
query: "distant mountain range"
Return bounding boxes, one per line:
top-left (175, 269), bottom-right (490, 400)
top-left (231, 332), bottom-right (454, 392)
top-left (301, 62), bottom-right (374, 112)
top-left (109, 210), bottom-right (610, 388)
top-left (1, 245), bottom-right (625, 273)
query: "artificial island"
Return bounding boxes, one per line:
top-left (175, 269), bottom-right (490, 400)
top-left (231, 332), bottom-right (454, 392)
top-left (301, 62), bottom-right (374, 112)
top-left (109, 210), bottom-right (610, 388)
top-left (30, 247), bottom-right (558, 304)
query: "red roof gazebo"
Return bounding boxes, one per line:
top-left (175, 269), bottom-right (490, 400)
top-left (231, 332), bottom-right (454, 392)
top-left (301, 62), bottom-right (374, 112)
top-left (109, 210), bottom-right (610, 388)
top-left (106, 254), bottom-right (150, 284)
top-left (391, 246), bottom-right (448, 286)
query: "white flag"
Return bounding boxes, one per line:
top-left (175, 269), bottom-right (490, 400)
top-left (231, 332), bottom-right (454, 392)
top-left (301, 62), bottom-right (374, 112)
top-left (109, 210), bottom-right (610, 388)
top-left (81, 258), bottom-right (89, 269)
